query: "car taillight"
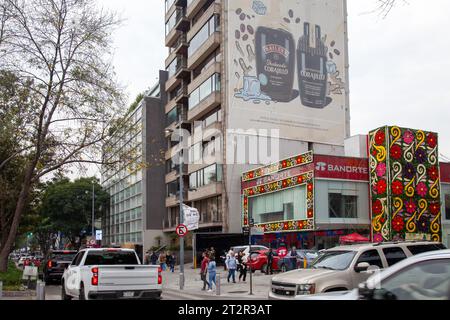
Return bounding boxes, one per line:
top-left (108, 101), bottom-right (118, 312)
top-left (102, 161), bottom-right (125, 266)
top-left (158, 267), bottom-right (162, 285)
top-left (91, 267), bottom-right (99, 286)
top-left (47, 260), bottom-right (53, 268)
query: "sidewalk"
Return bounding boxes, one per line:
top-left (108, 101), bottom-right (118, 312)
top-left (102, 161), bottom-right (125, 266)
top-left (162, 264), bottom-right (272, 300)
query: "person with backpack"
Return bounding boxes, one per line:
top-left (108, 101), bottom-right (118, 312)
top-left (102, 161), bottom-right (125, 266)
top-left (150, 251), bottom-right (158, 265)
top-left (238, 251), bottom-right (247, 282)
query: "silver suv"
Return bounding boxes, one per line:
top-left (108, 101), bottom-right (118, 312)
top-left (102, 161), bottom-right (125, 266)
top-left (269, 241), bottom-right (446, 300)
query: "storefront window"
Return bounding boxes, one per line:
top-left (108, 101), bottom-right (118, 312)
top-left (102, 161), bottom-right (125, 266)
top-left (249, 185), bottom-right (307, 224)
top-left (329, 193), bottom-right (358, 219)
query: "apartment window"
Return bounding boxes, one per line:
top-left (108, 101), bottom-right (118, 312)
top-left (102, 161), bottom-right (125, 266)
top-left (167, 181), bottom-right (180, 197)
top-left (188, 73), bottom-right (220, 110)
top-left (329, 193), bottom-right (358, 219)
top-left (166, 57), bottom-right (178, 78)
top-left (193, 49), bottom-right (222, 79)
top-left (165, 10), bottom-right (177, 35)
top-left (165, 0), bottom-right (175, 12)
top-left (167, 107), bottom-right (178, 127)
top-left (188, 14), bottom-right (220, 56)
top-left (189, 164), bottom-right (222, 189)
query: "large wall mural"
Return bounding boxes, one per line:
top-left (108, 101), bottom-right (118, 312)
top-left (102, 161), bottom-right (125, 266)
top-left (369, 126), bottom-right (442, 242)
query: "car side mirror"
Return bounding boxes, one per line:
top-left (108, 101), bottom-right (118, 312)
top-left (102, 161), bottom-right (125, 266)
top-left (355, 262), bottom-right (370, 273)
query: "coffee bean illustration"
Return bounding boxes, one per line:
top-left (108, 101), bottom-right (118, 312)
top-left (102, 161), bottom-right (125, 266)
top-left (235, 30), bottom-right (241, 39)
top-left (295, 18), bottom-right (300, 24)
top-left (330, 40), bottom-right (336, 47)
top-left (247, 25), bottom-right (254, 35)
top-left (243, 34), bottom-right (249, 41)
top-left (288, 10), bottom-right (294, 18)
top-left (236, 8), bottom-right (242, 15)
top-left (240, 24), bottom-right (246, 33)
top-left (329, 52), bottom-right (334, 59)
top-left (334, 49), bottom-right (341, 56)
top-left (240, 13), bottom-right (246, 20)
top-left (283, 18), bottom-right (290, 23)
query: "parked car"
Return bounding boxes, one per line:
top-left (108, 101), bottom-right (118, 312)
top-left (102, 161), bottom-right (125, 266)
top-left (230, 245), bottom-right (269, 260)
top-left (248, 250), bottom-right (281, 273)
top-left (296, 249), bottom-right (450, 300)
top-left (278, 250), bottom-right (319, 272)
top-left (43, 250), bottom-right (78, 284)
top-left (269, 241), bottom-right (446, 300)
top-left (62, 248), bottom-right (162, 300)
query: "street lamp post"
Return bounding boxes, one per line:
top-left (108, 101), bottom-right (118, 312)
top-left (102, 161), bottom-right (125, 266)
top-left (92, 180), bottom-right (95, 243)
top-left (166, 115), bottom-right (185, 290)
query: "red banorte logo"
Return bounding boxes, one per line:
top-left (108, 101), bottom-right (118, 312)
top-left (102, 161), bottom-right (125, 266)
top-left (315, 162), bottom-right (327, 171)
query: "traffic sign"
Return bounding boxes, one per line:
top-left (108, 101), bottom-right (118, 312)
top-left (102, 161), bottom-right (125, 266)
top-left (176, 224), bottom-right (188, 237)
top-left (277, 247), bottom-right (288, 258)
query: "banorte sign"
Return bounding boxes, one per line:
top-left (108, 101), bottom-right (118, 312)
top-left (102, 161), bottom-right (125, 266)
top-left (314, 155), bottom-right (369, 182)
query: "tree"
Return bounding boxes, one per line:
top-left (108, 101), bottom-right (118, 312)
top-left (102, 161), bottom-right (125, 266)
top-left (37, 177), bottom-right (109, 250)
top-left (0, 0), bottom-right (128, 272)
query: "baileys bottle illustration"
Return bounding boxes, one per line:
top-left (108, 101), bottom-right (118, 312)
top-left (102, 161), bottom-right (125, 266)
top-left (297, 22), bottom-right (329, 108)
top-left (255, 26), bottom-right (295, 102)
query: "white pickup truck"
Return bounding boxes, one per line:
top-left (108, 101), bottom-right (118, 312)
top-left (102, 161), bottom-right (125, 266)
top-left (61, 248), bottom-right (162, 300)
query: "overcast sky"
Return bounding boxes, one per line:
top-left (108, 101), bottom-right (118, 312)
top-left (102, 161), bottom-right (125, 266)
top-left (97, 0), bottom-right (450, 162)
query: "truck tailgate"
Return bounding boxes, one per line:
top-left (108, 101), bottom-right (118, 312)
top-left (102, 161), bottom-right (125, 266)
top-left (97, 266), bottom-right (160, 290)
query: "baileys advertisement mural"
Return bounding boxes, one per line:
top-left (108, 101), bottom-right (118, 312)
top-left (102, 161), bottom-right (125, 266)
top-left (227, 0), bottom-right (347, 145)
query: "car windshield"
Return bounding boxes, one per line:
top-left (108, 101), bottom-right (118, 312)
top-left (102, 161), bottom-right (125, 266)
top-left (311, 250), bottom-right (357, 271)
top-left (84, 250), bottom-right (139, 265)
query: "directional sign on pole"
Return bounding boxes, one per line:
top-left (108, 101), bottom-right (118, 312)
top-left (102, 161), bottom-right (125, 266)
top-left (176, 224), bottom-right (188, 238)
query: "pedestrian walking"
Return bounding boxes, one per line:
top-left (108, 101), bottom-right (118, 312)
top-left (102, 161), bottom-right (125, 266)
top-left (266, 247), bottom-right (274, 275)
top-left (150, 251), bottom-right (158, 265)
top-left (200, 252), bottom-right (210, 291)
top-left (225, 250), bottom-right (237, 283)
top-left (169, 252), bottom-right (176, 272)
top-left (159, 251), bottom-right (167, 271)
top-left (289, 246), bottom-right (298, 270)
top-left (207, 255), bottom-right (217, 292)
top-left (238, 251), bottom-right (247, 282)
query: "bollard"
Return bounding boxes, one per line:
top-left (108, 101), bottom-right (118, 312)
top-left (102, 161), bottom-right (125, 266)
top-left (36, 281), bottom-right (45, 300)
top-left (216, 273), bottom-right (221, 296)
top-left (179, 273), bottom-right (185, 290)
top-left (0, 281), bottom-right (3, 299)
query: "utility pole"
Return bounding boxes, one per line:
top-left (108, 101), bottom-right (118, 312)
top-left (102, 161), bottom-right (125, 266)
top-left (92, 180), bottom-right (95, 243)
top-left (178, 115), bottom-right (185, 290)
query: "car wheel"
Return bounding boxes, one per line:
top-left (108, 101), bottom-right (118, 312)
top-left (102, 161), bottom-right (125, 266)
top-left (261, 264), bottom-right (267, 274)
top-left (79, 283), bottom-right (86, 300)
top-left (61, 282), bottom-right (72, 300)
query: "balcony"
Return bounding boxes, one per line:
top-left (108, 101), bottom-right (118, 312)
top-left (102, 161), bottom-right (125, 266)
top-left (188, 62), bottom-right (221, 95)
top-left (165, 28), bottom-right (182, 48)
top-left (166, 191), bottom-right (188, 208)
top-left (166, 56), bottom-right (190, 92)
top-left (165, 164), bottom-right (189, 184)
top-left (187, 91), bottom-right (220, 122)
top-left (186, 0), bottom-right (208, 20)
top-left (187, 2), bottom-right (221, 42)
top-left (187, 32), bottom-right (221, 71)
top-left (175, 85), bottom-right (189, 104)
top-left (165, 35), bottom-right (189, 67)
top-left (165, 7), bottom-right (189, 47)
top-left (188, 182), bottom-right (222, 202)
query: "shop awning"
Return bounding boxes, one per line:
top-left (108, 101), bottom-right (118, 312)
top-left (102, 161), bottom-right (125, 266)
top-left (339, 233), bottom-right (370, 243)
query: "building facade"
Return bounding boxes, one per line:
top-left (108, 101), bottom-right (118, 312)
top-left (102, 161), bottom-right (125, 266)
top-left (102, 71), bottom-right (168, 254)
top-left (163, 0), bottom-right (351, 239)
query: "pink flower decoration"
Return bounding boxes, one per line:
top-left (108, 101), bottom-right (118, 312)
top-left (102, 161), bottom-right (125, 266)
top-left (416, 182), bottom-right (428, 197)
top-left (405, 199), bottom-right (417, 214)
top-left (376, 163), bottom-right (386, 177)
top-left (373, 234), bottom-right (383, 243)
top-left (403, 130), bottom-right (415, 144)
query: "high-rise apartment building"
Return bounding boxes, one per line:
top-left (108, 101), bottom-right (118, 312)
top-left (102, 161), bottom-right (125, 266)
top-left (163, 0), bottom-right (351, 241)
top-left (102, 71), bottom-right (168, 254)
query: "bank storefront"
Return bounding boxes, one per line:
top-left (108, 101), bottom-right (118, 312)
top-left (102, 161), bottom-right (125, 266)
top-left (241, 151), bottom-right (371, 250)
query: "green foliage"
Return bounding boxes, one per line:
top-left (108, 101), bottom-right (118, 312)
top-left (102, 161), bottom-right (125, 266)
top-left (37, 177), bottom-right (110, 246)
top-left (0, 260), bottom-right (23, 290)
top-left (128, 92), bottom-right (145, 114)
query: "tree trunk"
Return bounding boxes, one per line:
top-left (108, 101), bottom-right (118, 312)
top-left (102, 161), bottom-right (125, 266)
top-left (0, 164), bottom-right (34, 272)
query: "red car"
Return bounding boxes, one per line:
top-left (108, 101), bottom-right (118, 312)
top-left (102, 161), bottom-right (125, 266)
top-left (248, 250), bottom-right (281, 273)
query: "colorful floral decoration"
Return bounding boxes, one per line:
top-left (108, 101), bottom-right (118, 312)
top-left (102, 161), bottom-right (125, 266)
top-left (242, 151), bottom-right (313, 182)
top-left (242, 156), bottom-right (315, 233)
top-left (369, 126), bottom-right (442, 242)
